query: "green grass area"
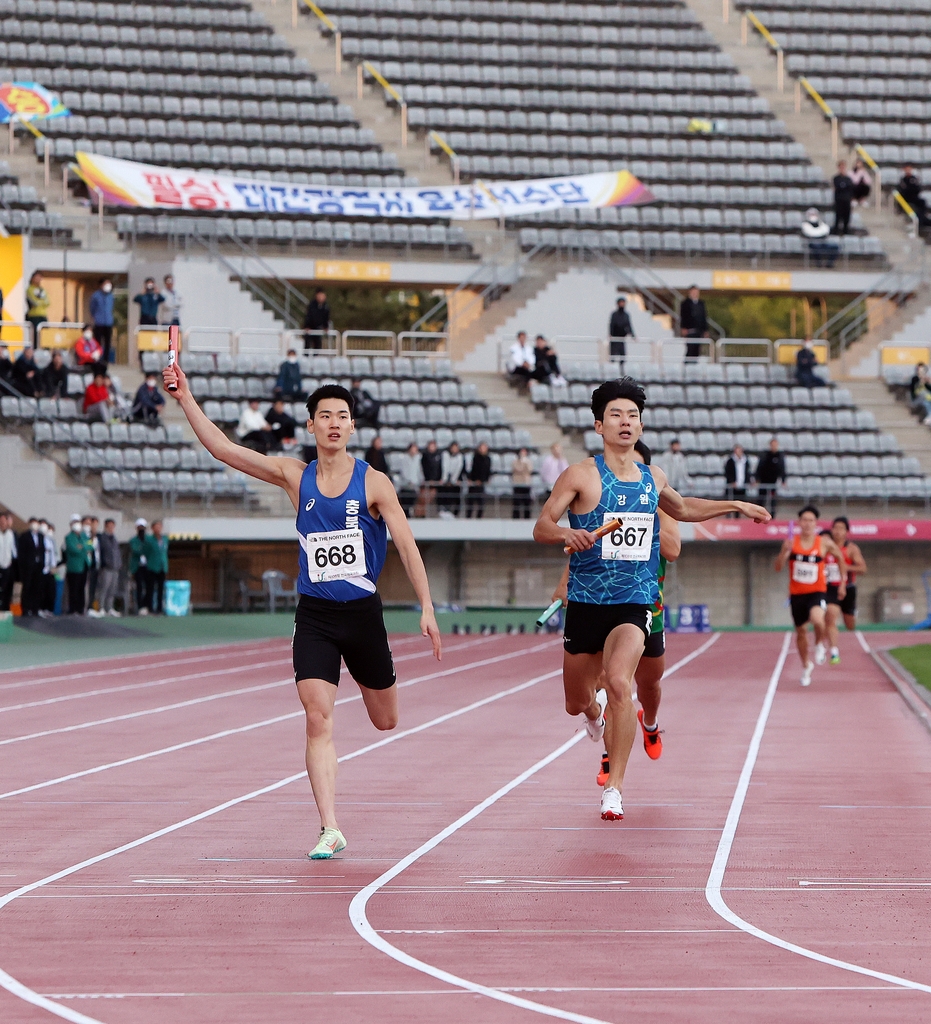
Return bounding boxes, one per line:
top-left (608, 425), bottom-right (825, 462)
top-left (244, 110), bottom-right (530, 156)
top-left (889, 645), bottom-right (931, 692)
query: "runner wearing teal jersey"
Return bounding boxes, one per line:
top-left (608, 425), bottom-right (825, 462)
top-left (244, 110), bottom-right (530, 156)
top-left (534, 378), bottom-right (769, 821)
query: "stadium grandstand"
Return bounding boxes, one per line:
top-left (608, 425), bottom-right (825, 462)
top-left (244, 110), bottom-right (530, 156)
top-left (0, 0), bottom-right (930, 627)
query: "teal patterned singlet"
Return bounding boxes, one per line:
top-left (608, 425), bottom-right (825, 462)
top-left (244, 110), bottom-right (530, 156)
top-left (567, 455), bottom-right (660, 606)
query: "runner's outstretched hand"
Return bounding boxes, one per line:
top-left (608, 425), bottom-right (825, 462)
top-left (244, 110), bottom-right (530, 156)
top-left (733, 501), bottom-right (772, 524)
top-left (421, 608), bottom-right (442, 661)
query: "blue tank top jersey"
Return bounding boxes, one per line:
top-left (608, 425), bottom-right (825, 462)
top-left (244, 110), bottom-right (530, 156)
top-left (567, 455), bottom-right (660, 606)
top-left (295, 458), bottom-right (387, 601)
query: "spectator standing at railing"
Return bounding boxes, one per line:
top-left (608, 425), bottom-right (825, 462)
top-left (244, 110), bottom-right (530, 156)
top-left (898, 165), bottom-right (928, 225)
top-left (131, 373), bottom-right (166, 425)
top-left (145, 520), bottom-right (169, 615)
top-left (540, 442), bottom-right (568, 496)
top-left (850, 159), bottom-right (872, 208)
top-left (89, 277), bottom-right (115, 363)
top-left (25, 271), bottom-right (49, 336)
top-left (84, 515), bottom-right (101, 616)
top-left (129, 518), bottom-right (150, 615)
top-left (679, 285), bottom-right (708, 362)
top-left (17, 516), bottom-right (44, 617)
top-left (831, 161), bottom-right (854, 235)
top-left (63, 514), bottom-right (92, 616)
top-left (364, 435), bottom-right (389, 474)
top-left (795, 337), bottom-right (827, 388)
top-left (302, 288), bottom-right (331, 350)
top-left (41, 520), bottom-right (59, 616)
top-left (466, 441), bottom-right (491, 518)
top-left (724, 444), bottom-right (752, 518)
top-left (74, 325), bottom-right (104, 369)
top-left (609, 296), bottom-right (635, 363)
top-left (349, 377), bottom-right (380, 427)
top-left (511, 447), bottom-right (534, 519)
top-left (421, 439), bottom-right (443, 513)
top-left (12, 345), bottom-right (39, 397)
top-left (655, 438), bottom-right (691, 493)
top-left (438, 441), bottom-right (465, 518)
top-left (133, 278), bottom-right (164, 326)
top-left (275, 349), bottom-right (304, 400)
top-left (97, 518), bottom-right (121, 617)
top-left (40, 350), bottom-right (68, 398)
top-left (158, 275), bottom-right (182, 327)
top-left (396, 442), bottom-right (423, 517)
top-left (0, 510), bottom-right (17, 613)
top-left (755, 437), bottom-right (787, 518)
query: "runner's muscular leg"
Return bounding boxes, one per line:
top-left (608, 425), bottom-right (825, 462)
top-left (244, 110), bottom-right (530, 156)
top-left (635, 653), bottom-right (664, 727)
top-left (843, 612), bottom-right (857, 631)
top-left (563, 650), bottom-right (604, 720)
top-left (810, 604), bottom-right (827, 645)
top-left (296, 677), bottom-right (339, 831)
top-left (602, 623), bottom-right (646, 793)
top-left (825, 604), bottom-right (840, 649)
top-left (795, 623), bottom-right (811, 665)
top-left (359, 682), bottom-right (399, 731)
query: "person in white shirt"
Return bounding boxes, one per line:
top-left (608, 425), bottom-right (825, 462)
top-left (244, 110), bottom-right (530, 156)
top-left (396, 442), bottom-right (424, 517)
top-left (438, 442), bottom-right (465, 518)
top-left (800, 208), bottom-right (839, 267)
top-left (655, 438), bottom-right (691, 494)
top-left (158, 274), bottom-right (182, 326)
top-left (0, 511), bottom-right (17, 611)
top-left (507, 330), bottom-right (536, 386)
top-left (539, 442), bottom-right (568, 494)
top-left (236, 399), bottom-right (273, 454)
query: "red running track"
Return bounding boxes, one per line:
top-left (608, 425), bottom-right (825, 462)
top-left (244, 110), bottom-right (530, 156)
top-left (1, 628), bottom-right (930, 1024)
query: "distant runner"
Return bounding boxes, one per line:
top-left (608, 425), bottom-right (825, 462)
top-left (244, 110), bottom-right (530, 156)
top-left (824, 515), bottom-right (867, 664)
top-left (534, 378), bottom-right (769, 822)
top-left (774, 505), bottom-right (847, 686)
top-left (163, 366), bottom-right (441, 860)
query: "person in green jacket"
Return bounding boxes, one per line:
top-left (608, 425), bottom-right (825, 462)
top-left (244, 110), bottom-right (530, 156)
top-left (129, 517), bottom-right (150, 615)
top-left (145, 519), bottom-right (169, 614)
top-left (26, 271), bottom-right (50, 337)
top-left (63, 513), bottom-right (93, 614)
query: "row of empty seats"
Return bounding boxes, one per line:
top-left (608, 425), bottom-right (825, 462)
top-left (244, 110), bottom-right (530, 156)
top-left (584, 427), bottom-right (901, 457)
top-left (562, 404), bottom-right (876, 433)
top-left (521, 207), bottom-right (861, 231)
top-left (31, 420), bottom-right (187, 446)
top-left (140, 352), bottom-right (457, 380)
top-left (11, 0), bottom-right (271, 28)
top-left (535, 381), bottom-right (854, 408)
top-left (65, 445), bottom-right (222, 472)
top-left (99, 469), bottom-right (253, 504)
top-left (672, 473), bottom-right (931, 503)
top-left (321, 0), bottom-right (700, 20)
top-left (681, 451), bottom-right (924, 477)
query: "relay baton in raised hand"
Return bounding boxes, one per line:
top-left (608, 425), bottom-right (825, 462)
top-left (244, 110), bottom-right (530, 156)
top-left (564, 518), bottom-right (622, 554)
top-left (166, 324), bottom-right (179, 392)
top-left (536, 599), bottom-right (563, 629)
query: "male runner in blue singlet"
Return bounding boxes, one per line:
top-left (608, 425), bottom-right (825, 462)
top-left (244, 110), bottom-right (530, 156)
top-left (163, 364), bottom-right (441, 860)
top-left (534, 378), bottom-right (769, 821)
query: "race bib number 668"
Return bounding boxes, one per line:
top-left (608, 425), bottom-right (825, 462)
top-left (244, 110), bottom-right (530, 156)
top-left (601, 512), bottom-right (654, 562)
top-left (305, 528), bottom-right (366, 583)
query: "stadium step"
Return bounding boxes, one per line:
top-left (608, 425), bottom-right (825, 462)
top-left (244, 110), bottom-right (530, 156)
top-left (843, 379), bottom-right (931, 478)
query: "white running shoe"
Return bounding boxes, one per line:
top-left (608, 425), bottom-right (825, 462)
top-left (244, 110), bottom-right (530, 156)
top-left (309, 827), bottom-right (347, 860)
top-left (601, 786), bottom-right (624, 821)
top-left (814, 642), bottom-right (826, 665)
top-left (801, 662), bottom-right (814, 687)
top-left (585, 689), bottom-right (608, 744)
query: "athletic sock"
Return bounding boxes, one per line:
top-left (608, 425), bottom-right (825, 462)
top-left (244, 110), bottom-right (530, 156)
top-left (830, 647), bottom-right (839, 657)
top-left (642, 721), bottom-right (657, 732)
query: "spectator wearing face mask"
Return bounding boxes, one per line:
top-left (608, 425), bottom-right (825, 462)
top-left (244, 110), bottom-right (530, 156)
top-left (64, 513), bottom-right (93, 615)
top-left (129, 518), bottom-right (150, 614)
top-left (275, 349), bottom-right (304, 400)
top-left (801, 209), bottom-right (839, 268)
top-left (89, 277), bottom-right (115, 363)
top-left (158, 274), bottom-right (182, 327)
top-left (26, 271), bottom-right (49, 336)
top-left (133, 278), bottom-right (164, 326)
top-left (0, 511), bottom-right (17, 613)
top-left (18, 517), bottom-right (45, 616)
top-left (796, 337), bottom-right (827, 388)
top-left (74, 324), bottom-right (104, 368)
top-left (145, 520), bottom-right (169, 615)
top-left (132, 373), bottom-right (166, 424)
top-left (40, 350), bottom-right (69, 399)
top-left (84, 515), bottom-right (101, 615)
top-left (41, 520), bottom-right (58, 615)
top-left (12, 345), bottom-right (39, 397)
top-left (84, 370), bottom-right (114, 422)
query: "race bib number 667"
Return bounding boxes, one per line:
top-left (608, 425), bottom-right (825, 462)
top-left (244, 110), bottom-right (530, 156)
top-left (305, 528), bottom-right (366, 583)
top-left (601, 512), bottom-right (654, 562)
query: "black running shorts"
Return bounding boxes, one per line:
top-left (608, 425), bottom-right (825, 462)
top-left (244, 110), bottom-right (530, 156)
top-left (826, 583), bottom-right (857, 617)
top-left (642, 629), bottom-right (665, 660)
top-left (790, 592), bottom-right (827, 628)
top-left (563, 600), bottom-right (652, 655)
top-left (293, 593), bottom-right (396, 690)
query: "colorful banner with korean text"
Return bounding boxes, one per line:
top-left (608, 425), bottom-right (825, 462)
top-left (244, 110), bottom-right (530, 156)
top-left (0, 82), bottom-right (69, 124)
top-left (75, 151), bottom-right (654, 220)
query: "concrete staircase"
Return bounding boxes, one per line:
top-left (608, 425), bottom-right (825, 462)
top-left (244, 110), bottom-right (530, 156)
top-left (169, 256), bottom-right (286, 337)
top-left (839, 283), bottom-right (931, 378)
top-left (843, 379), bottom-right (931, 476)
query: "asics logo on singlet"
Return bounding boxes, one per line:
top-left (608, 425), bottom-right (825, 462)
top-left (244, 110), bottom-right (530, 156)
top-left (304, 499), bottom-right (315, 511)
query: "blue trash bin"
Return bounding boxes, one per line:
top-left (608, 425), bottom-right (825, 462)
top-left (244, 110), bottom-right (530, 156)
top-left (164, 580), bottom-right (191, 616)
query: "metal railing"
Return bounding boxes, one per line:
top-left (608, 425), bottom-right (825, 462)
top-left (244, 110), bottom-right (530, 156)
top-left (0, 321), bottom-right (35, 348)
top-left (342, 330), bottom-right (397, 355)
top-left (744, 10), bottom-right (785, 91)
top-left (892, 190), bottom-right (920, 237)
top-left (398, 331), bottom-right (448, 354)
top-left (429, 130), bottom-right (460, 184)
top-left (717, 338), bottom-right (773, 363)
top-left (281, 328), bottom-right (340, 356)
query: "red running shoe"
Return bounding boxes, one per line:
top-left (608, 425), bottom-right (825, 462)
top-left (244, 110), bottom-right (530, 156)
top-left (596, 753), bottom-right (609, 787)
top-left (638, 709), bottom-right (662, 760)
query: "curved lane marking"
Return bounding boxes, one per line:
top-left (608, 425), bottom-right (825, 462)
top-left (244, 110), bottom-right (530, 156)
top-left (0, 665), bottom-right (564, 1022)
top-left (705, 631), bottom-right (931, 995)
top-left (348, 634), bottom-right (722, 1023)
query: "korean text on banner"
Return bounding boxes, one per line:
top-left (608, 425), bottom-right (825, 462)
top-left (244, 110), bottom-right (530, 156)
top-left (75, 152), bottom-right (654, 220)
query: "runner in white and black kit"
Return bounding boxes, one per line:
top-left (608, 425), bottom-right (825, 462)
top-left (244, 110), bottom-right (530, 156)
top-left (163, 366), bottom-right (441, 860)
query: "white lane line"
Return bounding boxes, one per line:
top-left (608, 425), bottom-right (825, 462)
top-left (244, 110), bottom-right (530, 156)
top-left (705, 631), bottom-right (931, 995)
top-left (0, 634), bottom-right (503, 717)
top-left (0, 640), bottom-right (559, 801)
top-left (0, 666), bottom-right (563, 1024)
top-left (348, 635), bottom-right (724, 1024)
